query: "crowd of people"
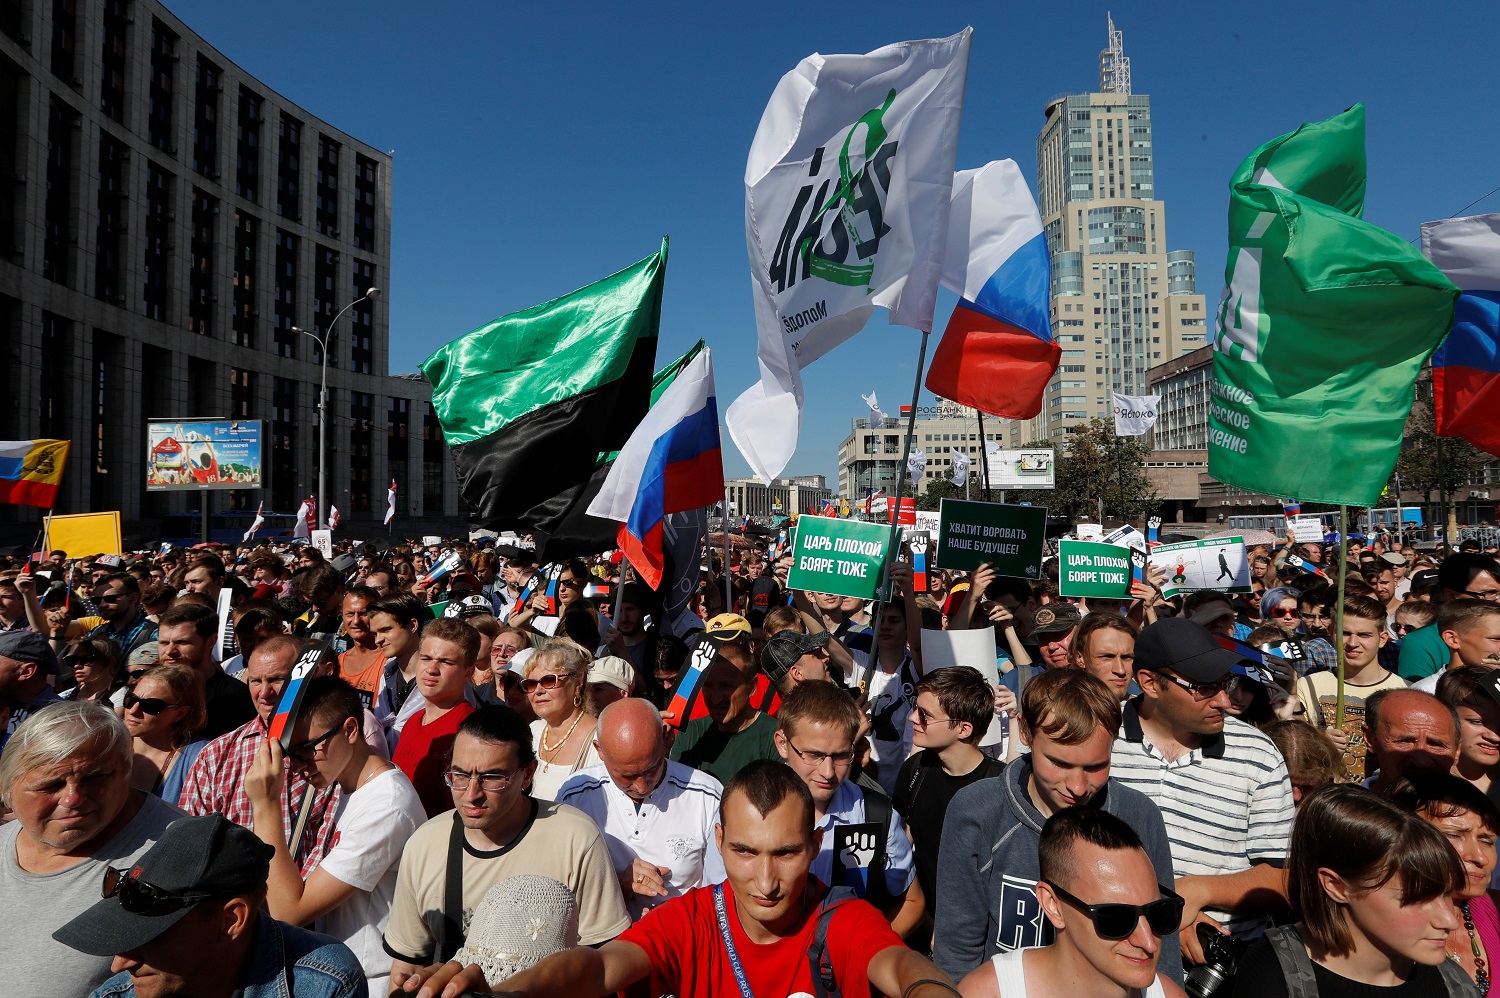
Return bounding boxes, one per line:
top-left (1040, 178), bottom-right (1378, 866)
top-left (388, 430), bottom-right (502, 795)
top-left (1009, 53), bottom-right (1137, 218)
top-left (2, 523), bottom-right (1500, 997)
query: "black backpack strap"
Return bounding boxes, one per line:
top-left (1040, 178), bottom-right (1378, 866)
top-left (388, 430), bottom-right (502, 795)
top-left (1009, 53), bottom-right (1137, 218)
top-left (438, 811), bottom-right (466, 962)
top-left (1264, 925), bottom-right (1318, 998)
top-left (808, 886), bottom-right (861, 998)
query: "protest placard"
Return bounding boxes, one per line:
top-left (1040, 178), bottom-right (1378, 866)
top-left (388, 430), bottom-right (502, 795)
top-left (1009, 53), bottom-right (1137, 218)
top-left (936, 499), bottom-right (1048, 576)
top-left (1149, 536), bottom-right (1252, 599)
top-left (1102, 523), bottom-right (1147, 552)
top-left (1076, 523), bottom-right (1104, 542)
top-left (921, 627), bottom-right (1004, 747)
top-left (786, 516), bottom-right (890, 600)
top-left (310, 529), bottom-right (333, 559)
top-left (1289, 516), bottom-right (1325, 544)
top-left (912, 509), bottom-right (941, 534)
top-left (1057, 540), bottom-right (1134, 598)
top-left (44, 511), bottom-right (122, 558)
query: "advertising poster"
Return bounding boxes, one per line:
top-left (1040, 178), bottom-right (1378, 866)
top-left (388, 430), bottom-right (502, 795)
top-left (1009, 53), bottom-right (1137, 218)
top-left (147, 420), bottom-right (263, 491)
top-left (984, 448), bottom-right (1056, 490)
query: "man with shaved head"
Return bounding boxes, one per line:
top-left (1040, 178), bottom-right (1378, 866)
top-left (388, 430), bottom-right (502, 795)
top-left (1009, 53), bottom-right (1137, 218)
top-left (558, 697), bottom-right (727, 919)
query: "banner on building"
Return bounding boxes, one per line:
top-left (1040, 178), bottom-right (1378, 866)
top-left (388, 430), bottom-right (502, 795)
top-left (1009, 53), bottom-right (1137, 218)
top-left (146, 420), bottom-right (263, 491)
top-left (984, 448), bottom-right (1055, 490)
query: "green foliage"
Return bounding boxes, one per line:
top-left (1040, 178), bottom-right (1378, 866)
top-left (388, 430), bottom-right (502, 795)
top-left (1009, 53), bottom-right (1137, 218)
top-left (1005, 417), bottom-right (1159, 523)
top-left (1396, 398), bottom-right (1491, 504)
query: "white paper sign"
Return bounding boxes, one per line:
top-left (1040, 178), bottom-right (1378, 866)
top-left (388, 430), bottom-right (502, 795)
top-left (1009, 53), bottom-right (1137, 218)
top-left (920, 628), bottom-right (1005, 747)
top-left (421, 535), bottom-right (442, 547)
top-left (1290, 516), bottom-right (1325, 544)
top-left (1147, 536), bottom-right (1251, 599)
top-left (310, 529), bottom-right (333, 559)
top-left (1076, 523), bottom-right (1104, 542)
top-left (1102, 524), bottom-right (1148, 553)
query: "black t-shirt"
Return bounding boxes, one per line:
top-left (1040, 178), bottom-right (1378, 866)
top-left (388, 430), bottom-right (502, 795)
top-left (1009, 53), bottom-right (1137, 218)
top-left (892, 748), bottom-right (1004, 916)
top-left (747, 576), bottom-right (783, 615)
top-left (1229, 935), bottom-right (1452, 998)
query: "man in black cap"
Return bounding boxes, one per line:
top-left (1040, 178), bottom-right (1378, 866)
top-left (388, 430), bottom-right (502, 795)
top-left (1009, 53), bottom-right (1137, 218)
top-left (760, 628), bottom-right (831, 695)
top-left (0, 628), bottom-right (62, 749)
top-left (54, 813), bottom-right (364, 997)
top-left (1107, 617), bottom-right (1294, 965)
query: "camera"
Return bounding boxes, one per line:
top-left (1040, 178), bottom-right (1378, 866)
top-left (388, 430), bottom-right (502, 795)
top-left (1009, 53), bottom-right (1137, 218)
top-left (1184, 923), bottom-right (1251, 998)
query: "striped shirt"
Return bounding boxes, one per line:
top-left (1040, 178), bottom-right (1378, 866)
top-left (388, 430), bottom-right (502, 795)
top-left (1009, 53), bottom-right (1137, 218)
top-left (1110, 698), bottom-right (1294, 938)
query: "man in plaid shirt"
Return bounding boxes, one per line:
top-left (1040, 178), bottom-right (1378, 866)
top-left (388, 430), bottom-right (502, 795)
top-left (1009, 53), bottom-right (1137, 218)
top-left (178, 634), bottom-right (341, 876)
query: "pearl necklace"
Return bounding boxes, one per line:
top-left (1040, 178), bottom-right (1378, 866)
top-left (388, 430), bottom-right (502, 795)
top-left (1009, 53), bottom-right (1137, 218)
top-left (539, 711), bottom-right (585, 772)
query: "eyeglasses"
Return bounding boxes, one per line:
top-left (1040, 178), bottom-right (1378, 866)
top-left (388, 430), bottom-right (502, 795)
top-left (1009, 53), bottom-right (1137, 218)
top-left (1150, 671), bottom-right (1230, 700)
top-left (1268, 607), bottom-right (1301, 618)
top-left (127, 669), bottom-right (150, 683)
top-left (444, 769), bottom-right (518, 793)
top-left (558, 577), bottom-right (583, 590)
top-left (1044, 880), bottom-right (1184, 940)
top-left (66, 654), bottom-right (100, 666)
top-left (123, 692), bottom-right (183, 716)
top-left (95, 593), bottom-right (128, 605)
top-left (912, 705), bottom-right (959, 729)
top-left (287, 727), bottom-right (340, 763)
top-left (1463, 588), bottom-right (1500, 602)
top-left (784, 738), bottom-right (855, 768)
top-left (103, 867), bottom-right (210, 916)
top-left (1390, 622), bottom-right (1414, 635)
top-left (519, 673), bottom-right (566, 694)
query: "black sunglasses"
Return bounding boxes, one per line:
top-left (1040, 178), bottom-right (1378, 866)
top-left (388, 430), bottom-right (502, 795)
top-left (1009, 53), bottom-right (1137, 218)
top-left (127, 668), bottom-right (151, 682)
top-left (287, 727), bottom-right (340, 763)
top-left (123, 692), bottom-right (182, 716)
top-left (103, 867), bottom-right (210, 916)
top-left (1044, 880), bottom-right (1184, 940)
top-left (66, 654), bottom-right (100, 666)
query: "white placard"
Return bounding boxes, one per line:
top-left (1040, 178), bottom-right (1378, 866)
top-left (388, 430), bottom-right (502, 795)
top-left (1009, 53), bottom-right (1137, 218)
top-left (920, 628), bottom-right (1006, 747)
top-left (985, 448), bottom-right (1056, 489)
top-left (1076, 523), bottom-right (1104, 542)
top-left (310, 529), bottom-right (333, 559)
top-left (421, 534), bottom-right (442, 547)
top-left (1290, 516), bottom-right (1325, 544)
top-left (1102, 524), bottom-right (1148, 553)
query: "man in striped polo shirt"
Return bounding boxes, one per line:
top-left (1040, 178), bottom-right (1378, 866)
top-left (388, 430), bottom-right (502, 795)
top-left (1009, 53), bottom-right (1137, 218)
top-left (1109, 617), bottom-right (1294, 967)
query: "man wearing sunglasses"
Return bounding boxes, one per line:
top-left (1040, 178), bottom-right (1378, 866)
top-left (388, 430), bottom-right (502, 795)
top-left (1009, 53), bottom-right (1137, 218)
top-left (53, 813), bottom-right (365, 998)
top-left (1109, 617), bottom-right (1294, 966)
top-left (958, 808), bottom-right (1185, 998)
top-left (87, 573), bottom-right (158, 659)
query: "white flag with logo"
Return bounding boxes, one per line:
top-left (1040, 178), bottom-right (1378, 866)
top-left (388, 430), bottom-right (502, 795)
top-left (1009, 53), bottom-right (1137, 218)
top-left (726, 29), bottom-right (972, 483)
top-left (1112, 393), bottom-right (1160, 436)
top-left (907, 448), bottom-right (927, 480)
top-left (861, 391), bottom-right (886, 425)
top-left (242, 502), bottom-right (265, 542)
top-left (950, 449), bottom-right (970, 487)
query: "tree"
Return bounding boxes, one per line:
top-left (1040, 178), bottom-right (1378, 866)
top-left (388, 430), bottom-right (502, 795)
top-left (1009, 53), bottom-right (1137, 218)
top-left (1006, 417), bottom-right (1159, 523)
top-left (1396, 398), bottom-right (1490, 509)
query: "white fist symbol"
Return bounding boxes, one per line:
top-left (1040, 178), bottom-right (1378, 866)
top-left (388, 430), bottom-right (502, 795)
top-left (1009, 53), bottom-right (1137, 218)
top-left (839, 831), bottom-right (877, 870)
top-left (1148, 516), bottom-right (1162, 530)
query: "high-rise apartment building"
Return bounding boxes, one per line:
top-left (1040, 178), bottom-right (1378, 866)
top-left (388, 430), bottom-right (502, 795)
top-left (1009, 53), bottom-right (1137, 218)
top-left (1014, 15), bottom-right (1208, 445)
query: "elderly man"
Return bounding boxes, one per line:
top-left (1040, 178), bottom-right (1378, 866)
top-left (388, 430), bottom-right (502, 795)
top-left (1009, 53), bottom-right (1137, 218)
top-left (558, 698), bottom-right (726, 920)
top-left (1362, 687), bottom-right (1461, 794)
top-left (0, 700), bottom-right (181, 994)
top-left (0, 629), bottom-right (62, 751)
top-left (54, 814), bottom-right (364, 998)
top-left (177, 636), bottom-right (342, 875)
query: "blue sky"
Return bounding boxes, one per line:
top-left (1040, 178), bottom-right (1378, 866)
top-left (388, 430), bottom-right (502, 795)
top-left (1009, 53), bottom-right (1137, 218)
top-left (169, 0), bottom-right (1500, 486)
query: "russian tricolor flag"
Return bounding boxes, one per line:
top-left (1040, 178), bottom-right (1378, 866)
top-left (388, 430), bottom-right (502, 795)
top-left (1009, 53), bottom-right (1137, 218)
top-left (925, 160), bottom-right (1057, 419)
top-left (1422, 214), bottom-right (1500, 457)
top-left (588, 348), bottom-right (724, 588)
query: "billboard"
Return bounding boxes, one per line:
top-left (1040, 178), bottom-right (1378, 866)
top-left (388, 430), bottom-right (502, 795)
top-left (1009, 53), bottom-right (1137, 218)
top-left (147, 420), bottom-right (264, 491)
top-left (985, 448), bottom-right (1056, 490)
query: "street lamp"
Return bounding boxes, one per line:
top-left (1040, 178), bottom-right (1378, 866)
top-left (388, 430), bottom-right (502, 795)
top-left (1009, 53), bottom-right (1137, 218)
top-left (292, 286), bottom-right (381, 529)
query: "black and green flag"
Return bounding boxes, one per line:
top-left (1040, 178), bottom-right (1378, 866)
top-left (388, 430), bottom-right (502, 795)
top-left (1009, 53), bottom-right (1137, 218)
top-left (422, 239), bottom-right (668, 548)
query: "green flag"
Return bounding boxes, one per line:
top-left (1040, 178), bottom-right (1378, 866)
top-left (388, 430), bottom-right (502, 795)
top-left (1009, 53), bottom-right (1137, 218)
top-left (1209, 105), bottom-right (1458, 506)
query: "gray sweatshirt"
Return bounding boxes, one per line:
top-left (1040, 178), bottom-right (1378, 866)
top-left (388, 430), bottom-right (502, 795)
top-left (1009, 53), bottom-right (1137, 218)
top-left (931, 754), bottom-right (1183, 984)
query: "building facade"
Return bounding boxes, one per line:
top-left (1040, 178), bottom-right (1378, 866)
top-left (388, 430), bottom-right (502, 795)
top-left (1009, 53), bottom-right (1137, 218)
top-left (1146, 343), bottom-right (1213, 452)
top-left (837, 402), bottom-right (1007, 498)
top-left (725, 475), bottom-right (833, 519)
top-left (0, 0), bottom-right (458, 537)
top-left (1013, 15), bottom-right (1208, 446)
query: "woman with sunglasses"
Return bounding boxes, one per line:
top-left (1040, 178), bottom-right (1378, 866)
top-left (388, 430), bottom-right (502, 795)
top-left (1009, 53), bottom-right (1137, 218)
top-left (58, 637), bottom-right (125, 708)
top-left (1391, 773), bottom-right (1500, 995)
top-left (523, 639), bottom-right (601, 802)
top-left (123, 662), bottom-right (208, 806)
top-left (1229, 784), bottom-right (1471, 997)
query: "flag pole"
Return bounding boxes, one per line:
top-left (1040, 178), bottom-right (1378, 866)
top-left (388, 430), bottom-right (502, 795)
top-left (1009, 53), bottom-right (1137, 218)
top-left (976, 410), bottom-right (992, 502)
top-left (858, 329), bottom-right (932, 704)
top-left (723, 487), bottom-right (732, 613)
top-left (1334, 504), bottom-right (1349, 729)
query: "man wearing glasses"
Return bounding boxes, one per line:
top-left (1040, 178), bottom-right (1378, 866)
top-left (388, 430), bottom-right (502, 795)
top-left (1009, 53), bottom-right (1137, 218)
top-left (243, 676), bottom-right (425, 996)
top-left (53, 813), bottom-right (364, 998)
top-left (557, 697), bottom-right (727, 921)
top-left (87, 573), bottom-right (158, 658)
top-left (773, 681), bottom-right (924, 937)
top-left (384, 705), bottom-right (630, 992)
top-left (957, 808), bottom-right (1185, 998)
top-left (1109, 617), bottom-right (1294, 966)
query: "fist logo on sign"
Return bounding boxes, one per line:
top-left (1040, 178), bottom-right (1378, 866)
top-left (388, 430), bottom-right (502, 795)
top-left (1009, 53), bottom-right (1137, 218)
top-left (1148, 515), bottom-right (1162, 531)
top-left (839, 830), bottom-right (878, 871)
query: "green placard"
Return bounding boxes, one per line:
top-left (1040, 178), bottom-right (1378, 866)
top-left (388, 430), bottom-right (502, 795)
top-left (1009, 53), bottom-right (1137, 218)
top-left (936, 499), bottom-right (1049, 577)
top-left (786, 516), bottom-right (891, 601)
top-left (1057, 540), bottom-right (1134, 599)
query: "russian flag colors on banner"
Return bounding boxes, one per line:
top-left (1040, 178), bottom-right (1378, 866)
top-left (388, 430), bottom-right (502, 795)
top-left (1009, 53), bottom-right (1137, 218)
top-left (588, 349), bottom-right (724, 588)
top-left (267, 643), bottom-right (328, 749)
top-left (666, 641), bottom-right (719, 730)
top-left (0, 439), bottom-right (70, 508)
top-left (925, 160), bottom-right (1057, 419)
top-left (1422, 214), bottom-right (1500, 457)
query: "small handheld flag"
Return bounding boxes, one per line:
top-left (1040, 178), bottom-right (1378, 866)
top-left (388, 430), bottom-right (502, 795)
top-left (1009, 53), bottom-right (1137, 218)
top-left (1130, 549), bottom-right (1147, 589)
top-left (1146, 515), bottom-right (1161, 550)
top-left (541, 563), bottom-right (563, 616)
top-left (267, 642), bottom-right (328, 749)
top-left (243, 502), bottom-right (265, 543)
top-left (830, 822), bottom-right (885, 898)
top-left (666, 641), bottom-right (718, 731)
top-left (326, 505), bottom-right (341, 531)
top-left (1283, 554), bottom-right (1329, 580)
top-left (908, 532), bottom-right (930, 594)
top-left (421, 549), bottom-right (464, 586)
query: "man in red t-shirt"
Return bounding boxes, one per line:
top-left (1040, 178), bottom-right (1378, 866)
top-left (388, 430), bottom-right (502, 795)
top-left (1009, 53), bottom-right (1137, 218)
top-left (407, 760), bottom-right (959, 997)
top-left (391, 618), bottom-right (478, 816)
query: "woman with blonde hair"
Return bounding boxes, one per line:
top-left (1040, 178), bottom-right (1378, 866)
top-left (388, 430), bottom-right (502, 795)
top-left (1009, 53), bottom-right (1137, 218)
top-left (122, 661), bottom-right (209, 805)
top-left (522, 638), bottom-right (600, 801)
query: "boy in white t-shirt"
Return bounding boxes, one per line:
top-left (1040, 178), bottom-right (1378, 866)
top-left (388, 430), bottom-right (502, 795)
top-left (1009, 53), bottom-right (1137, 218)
top-left (247, 673), bottom-right (426, 995)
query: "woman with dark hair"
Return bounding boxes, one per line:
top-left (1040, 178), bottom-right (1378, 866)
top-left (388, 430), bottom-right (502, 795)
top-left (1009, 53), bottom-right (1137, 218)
top-left (1391, 773), bottom-right (1500, 995)
top-left (59, 637), bottom-right (125, 708)
top-left (1230, 783), bottom-right (1471, 996)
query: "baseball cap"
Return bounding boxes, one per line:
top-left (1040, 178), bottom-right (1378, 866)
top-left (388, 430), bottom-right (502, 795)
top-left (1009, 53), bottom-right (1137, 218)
top-left (126, 643), bottom-right (162, 671)
top-left (53, 814), bottom-right (273, 956)
top-left (0, 630), bottom-right (59, 676)
top-left (586, 656), bottom-right (636, 694)
top-left (1031, 603), bottom-right (1081, 637)
top-left (1379, 551), bottom-right (1408, 567)
top-left (703, 613), bottom-right (752, 643)
top-left (1135, 618), bottom-right (1241, 683)
top-left (1190, 602), bottom-right (1236, 628)
top-left (762, 629), bottom-right (830, 687)
top-left (443, 594), bottom-right (493, 619)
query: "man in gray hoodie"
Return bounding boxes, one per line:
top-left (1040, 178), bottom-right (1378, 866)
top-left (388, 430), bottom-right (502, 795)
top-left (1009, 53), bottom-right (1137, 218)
top-left (932, 669), bottom-right (1181, 984)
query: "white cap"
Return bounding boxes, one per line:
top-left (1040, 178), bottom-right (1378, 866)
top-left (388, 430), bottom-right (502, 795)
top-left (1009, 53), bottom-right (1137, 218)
top-left (508, 646), bottom-right (536, 676)
top-left (586, 655), bottom-right (636, 694)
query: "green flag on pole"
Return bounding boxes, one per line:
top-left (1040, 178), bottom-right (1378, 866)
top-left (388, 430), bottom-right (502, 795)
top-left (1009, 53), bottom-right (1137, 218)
top-left (1209, 104), bottom-right (1458, 506)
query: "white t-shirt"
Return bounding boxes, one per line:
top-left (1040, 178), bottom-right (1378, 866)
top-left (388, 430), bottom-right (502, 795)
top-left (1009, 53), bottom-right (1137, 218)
top-left (556, 760), bottom-right (727, 921)
top-left (989, 947), bottom-right (1169, 997)
top-left (314, 767), bottom-right (427, 994)
top-left (852, 650), bottom-right (916, 795)
top-left (529, 717), bottom-right (603, 802)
